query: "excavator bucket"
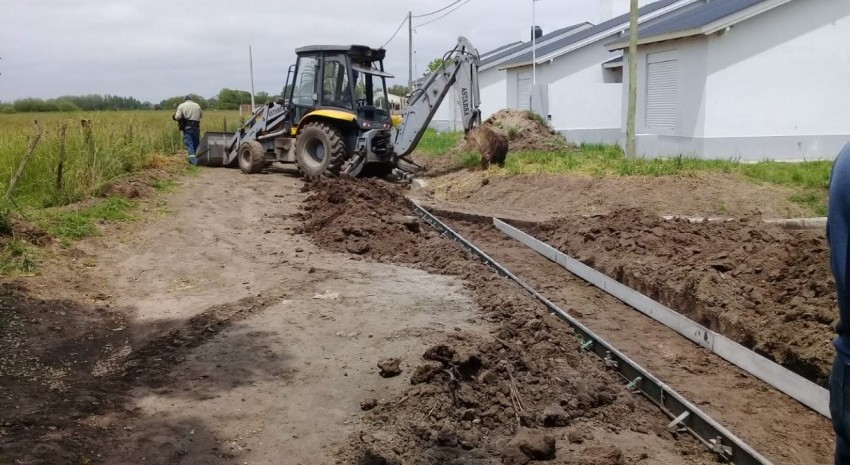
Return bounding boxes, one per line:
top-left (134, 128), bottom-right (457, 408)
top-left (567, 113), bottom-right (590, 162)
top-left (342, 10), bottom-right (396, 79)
top-left (196, 132), bottom-right (235, 166)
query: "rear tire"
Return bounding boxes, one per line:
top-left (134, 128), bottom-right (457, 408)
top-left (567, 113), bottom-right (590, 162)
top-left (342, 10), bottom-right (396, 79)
top-left (238, 141), bottom-right (266, 174)
top-left (295, 122), bottom-right (346, 177)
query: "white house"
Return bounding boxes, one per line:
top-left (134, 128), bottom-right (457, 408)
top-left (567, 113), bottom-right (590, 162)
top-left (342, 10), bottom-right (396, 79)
top-left (496, 0), bottom-right (703, 145)
top-left (426, 22), bottom-right (594, 131)
top-left (608, 0), bottom-right (850, 160)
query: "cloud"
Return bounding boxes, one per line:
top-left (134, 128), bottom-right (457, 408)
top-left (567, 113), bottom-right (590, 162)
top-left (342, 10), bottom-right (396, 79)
top-left (0, 0), bottom-right (607, 102)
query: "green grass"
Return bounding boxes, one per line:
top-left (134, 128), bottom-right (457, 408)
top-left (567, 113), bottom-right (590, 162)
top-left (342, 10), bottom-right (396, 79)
top-left (0, 239), bottom-right (37, 274)
top-left (789, 191), bottom-right (828, 216)
top-left (0, 110), bottom-right (231, 272)
top-left (33, 197), bottom-right (136, 242)
top-left (417, 130), bottom-right (833, 214)
top-left (153, 179), bottom-right (179, 192)
top-left (0, 110), bottom-right (238, 209)
top-left (415, 128), bottom-right (464, 155)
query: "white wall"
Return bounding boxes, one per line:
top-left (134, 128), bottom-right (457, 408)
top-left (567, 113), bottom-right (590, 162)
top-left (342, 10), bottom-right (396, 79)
top-left (479, 67), bottom-right (506, 120)
top-left (703, 0), bottom-right (850, 138)
top-left (546, 44), bottom-right (623, 142)
top-left (626, 0), bottom-right (850, 159)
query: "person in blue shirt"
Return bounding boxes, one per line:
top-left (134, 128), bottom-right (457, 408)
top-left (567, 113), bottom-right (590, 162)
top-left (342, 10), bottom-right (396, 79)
top-left (829, 142), bottom-right (850, 465)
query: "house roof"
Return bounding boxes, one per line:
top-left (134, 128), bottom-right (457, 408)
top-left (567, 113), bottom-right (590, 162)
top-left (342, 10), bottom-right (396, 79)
top-left (481, 41), bottom-right (522, 60)
top-left (602, 55), bottom-right (624, 68)
top-left (606, 0), bottom-right (793, 49)
top-left (480, 22), bottom-right (593, 70)
top-left (498, 0), bottom-right (699, 70)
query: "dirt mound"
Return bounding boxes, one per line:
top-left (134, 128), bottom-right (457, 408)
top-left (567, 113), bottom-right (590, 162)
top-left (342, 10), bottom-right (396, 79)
top-left (447, 109), bottom-right (572, 157)
top-left (532, 209), bottom-right (835, 385)
top-left (103, 179), bottom-right (153, 199)
top-left (300, 179), bottom-right (713, 464)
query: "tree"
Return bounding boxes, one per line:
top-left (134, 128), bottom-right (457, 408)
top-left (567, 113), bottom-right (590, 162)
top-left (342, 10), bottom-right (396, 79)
top-left (388, 85), bottom-right (410, 97)
top-left (423, 58), bottom-right (450, 77)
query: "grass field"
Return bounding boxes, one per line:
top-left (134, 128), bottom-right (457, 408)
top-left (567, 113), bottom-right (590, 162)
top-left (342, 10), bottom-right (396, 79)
top-left (0, 110), bottom-right (240, 273)
top-left (416, 130), bottom-right (832, 215)
top-left (0, 110), bottom-right (240, 208)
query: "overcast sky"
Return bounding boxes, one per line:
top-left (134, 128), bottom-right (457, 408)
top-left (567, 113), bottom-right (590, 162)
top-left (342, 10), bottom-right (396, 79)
top-left (0, 0), bottom-right (622, 103)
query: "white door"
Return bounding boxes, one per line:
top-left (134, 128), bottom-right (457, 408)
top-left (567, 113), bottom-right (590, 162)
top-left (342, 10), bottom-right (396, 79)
top-left (517, 71), bottom-right (532, 110)
top-left (645, 51), bottom-right (678, 129)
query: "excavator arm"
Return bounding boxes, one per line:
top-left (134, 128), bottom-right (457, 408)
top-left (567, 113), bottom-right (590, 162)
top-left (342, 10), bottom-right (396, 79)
top-left (393, 37), bottom-right (481, 157)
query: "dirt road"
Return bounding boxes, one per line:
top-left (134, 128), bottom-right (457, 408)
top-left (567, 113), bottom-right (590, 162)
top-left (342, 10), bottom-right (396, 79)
top-left (1, 170), bottom-right (482, 464)
top-left (1, 168), bottom-right (830, 465)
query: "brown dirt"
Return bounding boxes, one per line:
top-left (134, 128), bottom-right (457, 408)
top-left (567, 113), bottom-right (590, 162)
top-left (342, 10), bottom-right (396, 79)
top-left (530, 208), bottom-right (835, 385)
top-left (480, 109), bottom-right (572, 152)
top-left (0, 170), bottom-right (485, 465)
top-left (103, 179), bottom-right (154, 199)
top-left (416, 170), bottom-right (817, 220)
top-left (298, 177), bottom-right (716, 464)
top-left (438, 214), bottom-right (833, 465)
top-left (414, 110), bottom-right (573, 177)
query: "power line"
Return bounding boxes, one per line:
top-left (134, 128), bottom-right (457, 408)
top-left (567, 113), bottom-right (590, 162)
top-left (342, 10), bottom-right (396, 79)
top-left (415, 0), bottom-right (471, 28)
top-left (412, 0), bottom-right (463, 18)
top-left (381, 14), bottom-right (408, 48)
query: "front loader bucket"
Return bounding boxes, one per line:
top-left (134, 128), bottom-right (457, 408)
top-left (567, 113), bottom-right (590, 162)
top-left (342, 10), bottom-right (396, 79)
top-left (197, 132), bottom-right (235, 167)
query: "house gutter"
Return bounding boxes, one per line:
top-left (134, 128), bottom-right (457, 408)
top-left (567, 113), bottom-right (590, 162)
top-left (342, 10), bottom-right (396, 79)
top-left (499, 0), bottom-right (701, 71)
top-left (606, 0), bottom-right (795, 50)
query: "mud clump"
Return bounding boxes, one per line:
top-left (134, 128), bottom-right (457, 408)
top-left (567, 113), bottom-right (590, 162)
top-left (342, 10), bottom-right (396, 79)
top-left (377, 357), bottom-right (402, 378)
top-left (534, 208), bottom-right (836, 385)
top-left (466, 126), bottom-right (508, 169)
top-left (504, 428), bottom-right (556, 463)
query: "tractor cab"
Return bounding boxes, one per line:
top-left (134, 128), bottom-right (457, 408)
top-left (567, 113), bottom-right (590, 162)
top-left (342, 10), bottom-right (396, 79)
top-left (286, 44), bottom-right (393, 132)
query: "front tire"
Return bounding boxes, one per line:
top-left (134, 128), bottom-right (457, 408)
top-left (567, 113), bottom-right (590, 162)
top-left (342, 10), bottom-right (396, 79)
top-left (238, 141), bottom-right (266, 174)
top-left (295, 122), bottom-right (346, 177)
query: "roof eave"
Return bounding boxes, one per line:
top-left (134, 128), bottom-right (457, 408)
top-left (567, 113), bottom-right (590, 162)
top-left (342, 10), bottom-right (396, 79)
top-left (702, 0), bottom-right (793, 34)
top-left (605, 28), bottom-right (702, 51)
top-left (498, 61), bottom-right (534, 71)
top-left (606, 0), bottom-right (795, 51)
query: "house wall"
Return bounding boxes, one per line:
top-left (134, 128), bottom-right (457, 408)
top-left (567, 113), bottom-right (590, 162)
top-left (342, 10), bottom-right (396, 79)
top-left (479, 68), bottom-right (506, 121)
top-left (630, 0), bottom-right (850, 160)
top-left (624, 37), bottom-right (709, 156)
top-left (547, 44), bottom-right (623, 144)
top-left (505, 52), bottom-right (623, 145)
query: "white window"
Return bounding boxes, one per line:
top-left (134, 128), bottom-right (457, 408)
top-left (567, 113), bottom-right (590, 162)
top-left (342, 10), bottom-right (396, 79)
top-left (517, 71), bottom-right (532, 110)
top-left (645, 50), bottom-right (678, 129)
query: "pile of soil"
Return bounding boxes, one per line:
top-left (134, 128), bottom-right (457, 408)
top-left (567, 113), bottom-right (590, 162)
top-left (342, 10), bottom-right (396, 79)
top-left (443, 110), bottom-right (572, 158)
top-left (414, 109), bottom-right (574, 177)
top-left (532, 209), bottom-right (836, 385)
top-left (300, 179), bottom-right (714, 464)
top-left (481, 109), bottom-right (572, 152)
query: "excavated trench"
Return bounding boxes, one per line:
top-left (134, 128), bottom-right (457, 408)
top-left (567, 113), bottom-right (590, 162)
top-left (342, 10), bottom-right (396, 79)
top-left (298, 177), bottom-right (718, 465)
top-left (298, 177), bottom-right (834, 465)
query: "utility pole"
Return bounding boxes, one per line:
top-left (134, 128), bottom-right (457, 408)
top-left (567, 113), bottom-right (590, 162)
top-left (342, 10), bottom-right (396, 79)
top-left (532, 0), bottom-right (539, 86)
top-left (626, 0), bottom-right (638, 160)
top-left (249, 46), bottom-right (256, 111)
top-left (408, 11), bottom-right (413, 90)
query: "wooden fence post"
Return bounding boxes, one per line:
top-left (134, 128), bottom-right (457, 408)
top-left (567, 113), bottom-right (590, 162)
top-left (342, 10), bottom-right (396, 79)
top-left (56, 122), bottom-right (68, 192)
top-left (6, 121), bottom-right (43, 202)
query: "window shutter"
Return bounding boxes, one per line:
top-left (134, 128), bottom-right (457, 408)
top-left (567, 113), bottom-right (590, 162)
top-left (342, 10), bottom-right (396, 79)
top-left (645, 56), bottom-right (678, 129)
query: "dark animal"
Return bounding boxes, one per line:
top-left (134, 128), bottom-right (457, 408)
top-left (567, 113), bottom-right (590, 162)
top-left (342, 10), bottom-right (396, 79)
top-left (465, 126), bottom-right (509, 169)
